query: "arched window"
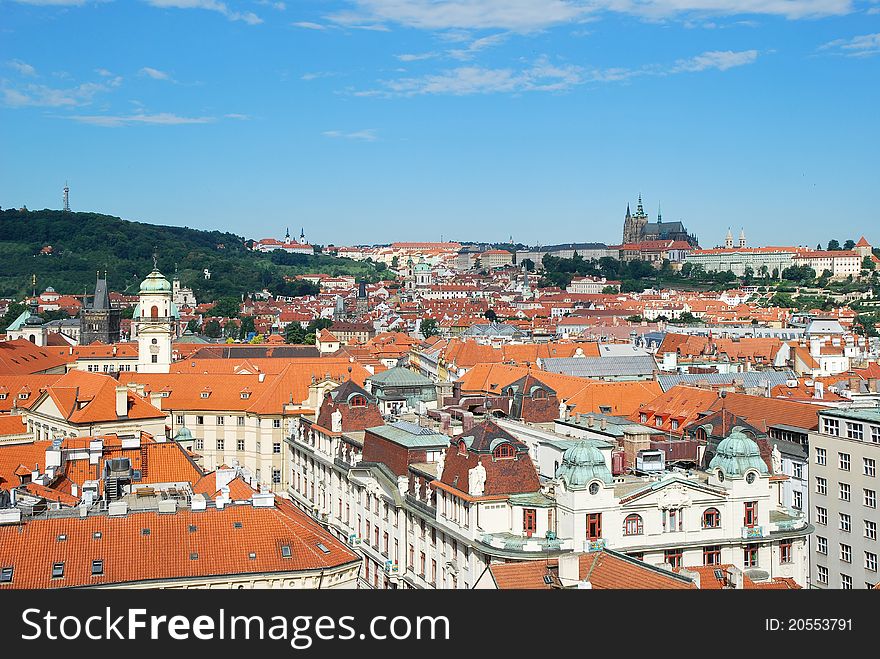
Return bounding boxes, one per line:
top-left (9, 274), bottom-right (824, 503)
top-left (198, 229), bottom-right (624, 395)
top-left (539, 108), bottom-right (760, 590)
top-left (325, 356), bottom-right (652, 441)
top-left (695, 427), bottom-right (708, 442)
top-left (458, 441), bottom-right (467, 456)
top-left (349, 395), bottom-right (367, 408)
top-left (623, 514), bottom-right (643, 536)
top-left (150, 305), bottom-right (159, 318)
top-left (532, 388), bottom-right (547, 399)
top-left (151, 338), bottom-right (158, 345)
top-left (702, 508), bottom-right (721, 529)
top-left (493, 443), bottom-right (515, 459)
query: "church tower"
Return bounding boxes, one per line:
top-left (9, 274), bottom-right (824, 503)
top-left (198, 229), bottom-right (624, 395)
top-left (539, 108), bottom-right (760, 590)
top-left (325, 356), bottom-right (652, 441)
top-left (725, 228), bottom-right (734, 249)
top-left (134, 264), bottom-right (174, 373)
top-left (739, 228), bottom-right (746, 248)
top-left (622, 195), bottom-right (649, 244)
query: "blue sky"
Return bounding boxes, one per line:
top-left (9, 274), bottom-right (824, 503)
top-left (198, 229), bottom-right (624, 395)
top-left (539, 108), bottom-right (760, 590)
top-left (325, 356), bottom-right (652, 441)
top-left (1, 1), bottom-right (878, 248)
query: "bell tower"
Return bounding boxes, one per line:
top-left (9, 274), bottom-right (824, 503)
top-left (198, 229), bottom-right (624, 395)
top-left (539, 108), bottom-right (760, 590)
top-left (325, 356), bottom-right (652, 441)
top-left (134, 258), bottom-right (174, 373)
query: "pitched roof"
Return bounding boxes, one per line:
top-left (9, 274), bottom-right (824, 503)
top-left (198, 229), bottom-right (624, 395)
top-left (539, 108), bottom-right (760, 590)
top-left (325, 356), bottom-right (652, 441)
top-left (0, 500), bottom-right (359, 589)
top-left (37, 370), bottom-right (166, 424)
top-left (0, 340), bottom-right (69, 375)
top-left (487, 549), bottom-right (696, 589)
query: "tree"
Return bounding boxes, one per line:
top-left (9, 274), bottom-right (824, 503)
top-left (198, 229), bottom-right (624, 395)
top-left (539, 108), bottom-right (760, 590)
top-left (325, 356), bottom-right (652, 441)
top-left (238, 315), bottom-right (255, 340)
top-left (420, 318), bottom-right (440, 338)
top-left (601, 285), bottom-right (618, 294)
top-left (285, 323), bottom-right (306, 344)
top-left (863, 256), bottom-right (876, 272)
top-left (680, 262), bottom-right (693, 278)
top-left (677, 311), bottom-right (702, 324)
top-left (204, 320), bottom-right (222, 338)
top-left (844, 239), bottom-right (856, 250)
top-left (521, 258), bottom-right (535, 272)
top-left (827, 239), bottom-right (841, 251)
top-left (743, 266), bottom-right (754, 285)
top-left (185, 318), bottom-right (200, 334)
top-left (1, 302), bottom-right (26, 330)
top-left (391, 256), bottom-right (399, 269)
top-left (212, 296), bottom-right (241, 318)
top-left (484, 309), bottom-right (497, 322)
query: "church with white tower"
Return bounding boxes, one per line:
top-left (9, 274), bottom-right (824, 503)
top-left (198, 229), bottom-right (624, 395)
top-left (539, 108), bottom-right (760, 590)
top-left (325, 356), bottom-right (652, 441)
top-left (133, 264), bottom-right (178, 373)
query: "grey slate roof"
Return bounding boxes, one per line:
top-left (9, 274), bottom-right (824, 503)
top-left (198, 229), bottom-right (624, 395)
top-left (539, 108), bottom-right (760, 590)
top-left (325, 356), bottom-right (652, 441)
top-left (542, 355), bottom-right (657, 378)
top-left (367, 366), bottom-right (434, 387)
top-left (657, 370), bottom-right (798, 392)
top-left (366, 422), bottom-right (449, 448)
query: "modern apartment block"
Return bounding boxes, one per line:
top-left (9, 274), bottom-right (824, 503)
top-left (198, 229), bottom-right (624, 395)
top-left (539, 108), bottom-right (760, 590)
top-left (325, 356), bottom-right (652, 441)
top-left (809, 407), bottom-right (880, 589)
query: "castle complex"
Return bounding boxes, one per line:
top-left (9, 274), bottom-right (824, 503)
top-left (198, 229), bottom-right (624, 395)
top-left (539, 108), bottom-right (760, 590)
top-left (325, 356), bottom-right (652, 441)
top-left (622, 195), bottom-right (699, 248)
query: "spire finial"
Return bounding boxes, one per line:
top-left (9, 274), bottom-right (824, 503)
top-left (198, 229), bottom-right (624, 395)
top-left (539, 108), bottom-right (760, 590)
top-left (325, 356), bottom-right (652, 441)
top-left (152, 249), bottom-right (158, 270)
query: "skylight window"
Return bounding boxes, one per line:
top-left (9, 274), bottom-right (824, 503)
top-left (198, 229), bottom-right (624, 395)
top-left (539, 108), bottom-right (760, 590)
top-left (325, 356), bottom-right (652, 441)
top-left (281, 544), bottom-right (292, 558)
top-left (233, 521), bottom-right (243, 529)
top-left (141, 528), bottom-right (151, 536)
top-left (93, 531), bottom-right (102, 540)
top-left (189, 525), bottom-right (197, 533)
top-left (190, 553), bottom-right (199, 561)
top-left (56, 534), bottom-right (67, 542)
top-left (92, 560), bottom-right (104, 575)
top-left (248, 552), bottom-right (257, 560)
top-left (0, 567), bottom-right (13, 583)
top-left (316, 543), bottom-right (330, 554)
top-left (52, 562), bottom-right (64, 578)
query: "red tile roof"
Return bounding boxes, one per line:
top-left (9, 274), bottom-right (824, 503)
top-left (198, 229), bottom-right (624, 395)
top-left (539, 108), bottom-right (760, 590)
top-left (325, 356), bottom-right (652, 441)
top-left (0, 500), bottom-right (359, 588)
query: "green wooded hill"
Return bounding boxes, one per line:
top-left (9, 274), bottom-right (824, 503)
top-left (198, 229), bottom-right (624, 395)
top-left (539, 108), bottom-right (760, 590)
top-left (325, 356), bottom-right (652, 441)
top-left (0, 208), bottom-right (386, 300)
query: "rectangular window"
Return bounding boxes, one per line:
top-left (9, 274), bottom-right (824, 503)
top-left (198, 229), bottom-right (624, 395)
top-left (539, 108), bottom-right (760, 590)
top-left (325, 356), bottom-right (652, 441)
top-left (840, 544), bottom-right (852, 563)
top-left (866, 489), bottom-right (877, 509)
top-left (216, 439), bottom-right (224, 451)
top-left (383, 532), bottom-right (389, 555)
top-left (273, 419), bottom-right (281, 428)
top-left (816, 536), bottom-right (827, 555)
top-left (793, 490), bottom-right (802, 510)
top-left (52, 562), bottom-right (64, 578)
top-left (196, 416), bottom-right (204, 425)
top-left (865, 458), bottom-right (876, 477)
top-left (793, 463), bottom-right (803, 480)
top-left (841, 574), bottom-right (852, 589)
top-left (839, 452), bottom-right (851, 471)
top-left (0, 567), bottom-right (13, 583)
top-left (237, 439), bottom-right (245, 452)
top-left (817, 566), bottom-right (828, 584)
top-left (846, 423), bottom-right (863, 441)
top-left (217, 416), bottom-right (224, 425)
top-left (703, 546), bottom-right (721, 566)
top-left (866, 552), bottom-right (878, 572)
top-left (866, 520), bottom-right (877, 541)
top-left (273, 442), bottom-right (281, 454)
top-left (822, 418), bottom-right (839, 436)
top-left (816, 477), bottom-right (827, 495)
top-left (431, 559), bottom-right (437, 586)
top-left (743, 547), bottom-right (758, 568)
top-left (816, 447), bottom-right (826, 465)
top-left (744, 501), bottom-right (757, 527)
top-left (420, 552), bottom-right (426, 576)
top-left (840, 482), bottom-right (851, 502)
top-left (237, 416), bottom-right (245, 426)
top-left (587, 513), bottom-right (602, 541)
top-left (176, 415), bottom-right (184, 424)
top-left (872, 427), bottom-right (880, 444)
top-left (840, 513), bottom-right (851, 533)
top-left (91, 560), bottom-right (104, 575)
top-left (523, 508), bottom-right (537, 536)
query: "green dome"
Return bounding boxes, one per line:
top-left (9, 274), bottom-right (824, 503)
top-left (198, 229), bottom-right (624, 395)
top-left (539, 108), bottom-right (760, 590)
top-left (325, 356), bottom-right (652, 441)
top-left (140, 268), bottom-right (172, 294)
top-left (173, 426), bottom-right (193, 442)
top-left (556, 441), bottom-right (612, 488)
top-left (709, 428), bottom-right (768, 478)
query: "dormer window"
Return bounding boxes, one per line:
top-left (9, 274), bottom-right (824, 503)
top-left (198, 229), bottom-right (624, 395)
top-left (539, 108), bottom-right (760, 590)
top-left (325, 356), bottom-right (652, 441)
top-left (493, 443), bottom-right (515, 459)
top-left (349, 395), bottom-right (367, 408)
top-left (240, 391), bottom-right (251, 399)
top-left (532, 388), bottom-right (547, 400)
top-left (18, 393), bottom-right (28, 400)
top-left (200, 390), bottom-right (211, 399)
top-left (0, 394), bottom-right (6, 400)
top-left (458, 441), bottom-right (467, 456)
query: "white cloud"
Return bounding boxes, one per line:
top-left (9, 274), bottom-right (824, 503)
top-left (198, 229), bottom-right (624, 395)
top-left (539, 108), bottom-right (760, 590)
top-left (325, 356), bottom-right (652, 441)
top-left (820, 32), bottom-right (880, 56)
top-left (669, 49), bottom-right (759, 72)
top-left (224, 112), bottom-right (250, 119)
top-left (322, 128), bottom-right (379, 141)
top-left (329, 0), bottom-right (852, 32)
top-left (255, 0), bottom-right (285, 9)
top-left (95, 68), bottom-right (115, 77)
top-left (8, 59), bottom-right (37, 76)
top-left (2, 78), bottom-right (121, 107)
top-left (364, 58), bottom-right (584, 96)
top-left (144, 1), bottom-right (263, 25)
top-left (139, 66), bottom-right (172, 80)
top-left (358, 49), bottom-right (760, 96)
top-left (301, 71), bottom-right (339, 80)
top-left (448, 32), bottom-right (509, 60)
top-left (292, 21), bottom-right (328, 29)
top-left (66, 112), bottom-right (216, 126)
top-left (395, 52), bottom-right (439, 62)
top-left (11, 0), bottom-right (90, 5)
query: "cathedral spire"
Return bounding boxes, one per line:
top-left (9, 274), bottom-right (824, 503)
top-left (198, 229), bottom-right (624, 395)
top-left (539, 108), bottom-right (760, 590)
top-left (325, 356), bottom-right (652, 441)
top-left (657, 202), bottom-right (662, 223)
top-left (626, 203), bottom-right (631, 219)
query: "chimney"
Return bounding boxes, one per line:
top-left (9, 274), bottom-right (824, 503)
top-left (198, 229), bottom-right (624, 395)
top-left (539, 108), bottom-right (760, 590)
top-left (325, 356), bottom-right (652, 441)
top-left (600, 417), bottom-right (607, 430)
top-left (440, 412), bottom-right (451, 435)
top-left (114, 386), bottom-right (128, 417)
top-left (149, 392), bottom-right (163, 411)
top-left (809, 339), bottom-right (821, 357)
top-left (216, 465), bottom-right (236, 492)
top-left (587, 414), bottom-right (594, 428)
top-left (558, 553), bottom-right (581, 587)
top-left (462, 411), bottom-right (474, 432)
